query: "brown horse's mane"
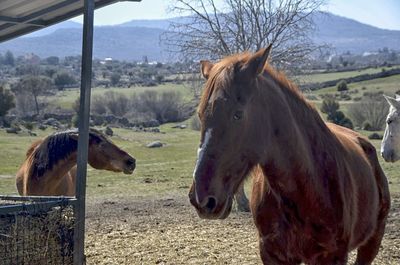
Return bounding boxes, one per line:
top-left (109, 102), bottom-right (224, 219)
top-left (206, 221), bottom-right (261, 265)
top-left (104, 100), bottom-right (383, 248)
top-left (198, 52), bottom-right (317, 118)
top-left (26, 139), bottom-right (43, 157)
top-left (28, 128), bottom-right (105, 179)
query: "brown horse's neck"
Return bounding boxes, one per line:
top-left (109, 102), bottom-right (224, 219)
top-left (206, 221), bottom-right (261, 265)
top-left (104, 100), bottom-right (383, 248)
top-left (251, 74), bottom-right (339, 198)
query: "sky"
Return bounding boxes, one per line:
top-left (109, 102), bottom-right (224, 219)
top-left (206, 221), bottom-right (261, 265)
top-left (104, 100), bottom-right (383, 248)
top-left (71, 0), bottom-right (400, 30)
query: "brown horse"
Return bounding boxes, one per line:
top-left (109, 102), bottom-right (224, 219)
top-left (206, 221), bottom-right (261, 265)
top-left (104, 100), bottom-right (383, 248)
top-left (189, 47), bottom-right (391, 265)
top-left (16, 128), bottom-right (135, 196)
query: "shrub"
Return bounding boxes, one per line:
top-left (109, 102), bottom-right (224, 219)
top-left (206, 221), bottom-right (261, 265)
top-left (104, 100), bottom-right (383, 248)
top-left (54, 71), bottom-right (76, 89)
top-left (320, 96), bottom-right (339, 116)
top-left (348, 93), bottom-right (388, 130)
top-left (24, 122), bottom-right (34, 131)
top-left (327, 110), bottom-right (353, 129)
top-left (362, 121), bottom-right (372, 131)
top-left (110, 73), bottom-right (121, 86)
top-left (320, 96), bottom-right (353, 129)
top-left (131, 91), bottom-right (184, 123)
top-left (368, 133), bottom-right (383, 140)
top-left (71, 114), bottom-right (79, 127)
top-left (84, 90), bottom-right (188, 125)
top-left (103, 91), bottom-right (129, 116)
top-left (336, 80), bottom-right (348, 92)
top-left (190, 115), bottom-right (201, 131)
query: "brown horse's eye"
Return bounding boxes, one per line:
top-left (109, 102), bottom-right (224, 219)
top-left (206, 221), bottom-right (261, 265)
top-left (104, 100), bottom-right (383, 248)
top-left (387, 119), bottom-right (393, 125)
top-left (233, 111), bottom-right (243, 120)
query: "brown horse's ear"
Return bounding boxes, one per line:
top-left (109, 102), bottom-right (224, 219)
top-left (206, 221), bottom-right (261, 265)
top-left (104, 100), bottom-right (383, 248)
top-left (70, 133), bottom-right (79, 141)
top-left (242, 45), bottom-right (272, 77)
top-left (200, 60), bottom-right (214, 79)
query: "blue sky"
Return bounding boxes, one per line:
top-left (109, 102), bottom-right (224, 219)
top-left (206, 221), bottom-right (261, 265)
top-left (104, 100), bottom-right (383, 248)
top-left (71, 0), bottom-right (400, 30)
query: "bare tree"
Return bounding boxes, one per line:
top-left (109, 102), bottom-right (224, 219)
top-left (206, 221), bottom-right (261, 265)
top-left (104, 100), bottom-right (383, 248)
top-left (163, 0), bottom-right (326, 211)
top-left (0, 84), bottom-right (15, 118)
top-left (12, 75), bottom-right (53, 116)
top-left (163, 0), bottom-right (326, 69)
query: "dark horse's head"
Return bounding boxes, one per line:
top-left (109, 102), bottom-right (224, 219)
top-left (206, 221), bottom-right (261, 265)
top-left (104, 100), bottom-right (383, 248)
top-left (189, 46), bottom-right (272, 219)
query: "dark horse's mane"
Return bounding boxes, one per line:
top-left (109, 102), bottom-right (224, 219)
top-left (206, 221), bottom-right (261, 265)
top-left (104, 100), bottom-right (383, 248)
top-left (29, 128), bottom-right (104, 179)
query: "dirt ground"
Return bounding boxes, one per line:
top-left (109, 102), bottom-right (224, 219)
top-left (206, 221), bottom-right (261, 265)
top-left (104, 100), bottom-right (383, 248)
top-left (84, 194), bottom-right (400, 265)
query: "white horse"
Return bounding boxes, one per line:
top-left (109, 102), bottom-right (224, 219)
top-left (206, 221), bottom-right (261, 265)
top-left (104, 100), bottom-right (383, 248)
top-left (381, 94), bottom-right (400, 162)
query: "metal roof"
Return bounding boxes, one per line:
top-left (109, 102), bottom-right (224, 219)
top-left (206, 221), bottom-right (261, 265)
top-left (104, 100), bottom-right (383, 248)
top-left (0, 0), bottom-right (140, 42)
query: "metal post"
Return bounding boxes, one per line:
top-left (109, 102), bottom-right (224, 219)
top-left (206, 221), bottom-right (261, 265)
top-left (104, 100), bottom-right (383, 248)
top-left (73, 0), bottom-right (94, 264)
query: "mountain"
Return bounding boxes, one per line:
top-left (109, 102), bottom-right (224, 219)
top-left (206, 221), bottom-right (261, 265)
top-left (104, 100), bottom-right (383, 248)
top-left (0, 12), bottom-right (399, 61)
top-left (312, 12), bottom-right (400, 53)
top-left (118, 19), bottom-right (171, 30)
top-left (23, 21), bottom-right (82, 38)
top-left (0, 26), bottom-right (166, 61)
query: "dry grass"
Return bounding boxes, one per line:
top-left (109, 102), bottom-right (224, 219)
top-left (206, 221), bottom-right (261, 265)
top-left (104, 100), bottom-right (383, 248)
top-left (84, 195), bottom-right (400, 265)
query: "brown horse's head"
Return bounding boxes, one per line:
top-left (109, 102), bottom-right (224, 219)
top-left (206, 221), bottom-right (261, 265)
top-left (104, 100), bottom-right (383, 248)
top-left (71, 129), bottom-right (136, 174)
top-left (189, 46), bottom-right (272, 219)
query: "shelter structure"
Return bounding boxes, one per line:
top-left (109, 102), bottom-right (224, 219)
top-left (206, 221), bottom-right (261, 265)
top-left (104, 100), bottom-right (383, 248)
top-left (0, 1), bottom-right (141, 264)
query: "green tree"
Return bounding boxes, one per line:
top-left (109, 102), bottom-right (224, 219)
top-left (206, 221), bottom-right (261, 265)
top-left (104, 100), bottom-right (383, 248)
top-left (0, 85), bottom-right (15, 117)
top-left (337, 80), bottom-right (348, 92)
top-left (110, 73), bottom-right (121, 86)
top-left (320, 96), bottom-right (339, 115)
top-left (46, 56), bottom-right (59, 65)
top-left (327, 110), bottom-right (353, 129)
top-left (54, 71), bottom-right (76, 89)
top-left (321, 96), bottom-right (353, 129)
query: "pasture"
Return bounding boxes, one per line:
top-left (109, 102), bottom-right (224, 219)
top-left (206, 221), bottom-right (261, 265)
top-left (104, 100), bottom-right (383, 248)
top-left (296, 66), bottom-right (398, 84)
top-left (48, 83), bottom-right (192, 109)
top-left (1, 69), bottom-right (399, 264)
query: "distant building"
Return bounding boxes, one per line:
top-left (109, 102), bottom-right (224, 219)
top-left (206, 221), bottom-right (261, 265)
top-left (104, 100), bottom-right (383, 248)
top-left (100, 57), bottom-right (113, 64)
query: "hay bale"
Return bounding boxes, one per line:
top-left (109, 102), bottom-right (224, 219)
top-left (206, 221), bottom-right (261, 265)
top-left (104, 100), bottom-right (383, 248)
top-left (0, 200), bottom-right (75, 264)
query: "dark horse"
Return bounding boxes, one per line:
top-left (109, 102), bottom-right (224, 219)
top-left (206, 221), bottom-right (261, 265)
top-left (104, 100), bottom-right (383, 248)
top-left (16, 128), bottom-right (136, 196)
top-left (189, 46), bottom-right (391, 264)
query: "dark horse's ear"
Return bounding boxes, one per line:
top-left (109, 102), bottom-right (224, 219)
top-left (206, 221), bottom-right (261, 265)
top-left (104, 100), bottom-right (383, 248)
top-left (241, 45), bottom-right (272, 77)
top-left (200, 60), bottom-right (214, 79)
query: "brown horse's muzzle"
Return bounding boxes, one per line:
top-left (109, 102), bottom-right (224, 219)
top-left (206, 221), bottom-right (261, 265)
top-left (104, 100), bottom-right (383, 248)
top-left (188, 182), bottom-right (233, 220)
top-left (123, 157), bottom-right (136, 174)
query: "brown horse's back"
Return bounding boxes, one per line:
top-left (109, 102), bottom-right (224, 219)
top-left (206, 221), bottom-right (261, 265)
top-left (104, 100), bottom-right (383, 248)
top-left (327, 123), bottom-right (391, 249)
top-left (251, 123), bottom-right (391, 263)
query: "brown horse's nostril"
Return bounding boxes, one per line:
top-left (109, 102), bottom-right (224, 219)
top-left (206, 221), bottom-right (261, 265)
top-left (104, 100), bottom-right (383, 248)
top-left (126, 158), bottom-right (136, 169)
top-left (204, 196), bottom-right (217, 213)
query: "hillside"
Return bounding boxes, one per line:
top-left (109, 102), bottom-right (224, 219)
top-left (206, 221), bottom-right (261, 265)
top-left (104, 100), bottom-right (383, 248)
top-left (0, 26), bottom-right (166, 61)
top-left (0, 12), bottom-right (399, 61)
top-left (312, 12), bottom-right (400, 53)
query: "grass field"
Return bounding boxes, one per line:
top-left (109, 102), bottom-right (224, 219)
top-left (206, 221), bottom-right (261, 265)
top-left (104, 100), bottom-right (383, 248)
top-left (3, 68), bottom-right (400, 196)
top-left (296, 65), bottom-right (398, 84)
top-left (0, 125), bottom-right (398, 196)
top-left (0, 124), bottom-right (199, 197)
top-left (48, 83), bottom-right (192, 109)
top-left (313, 74), bottom-right (400, 97)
